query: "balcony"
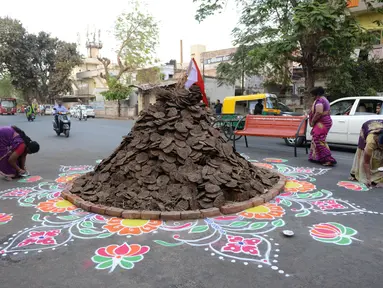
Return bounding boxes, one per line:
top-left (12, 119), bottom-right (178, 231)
top-left (76, 69), bottom-right (102, 80)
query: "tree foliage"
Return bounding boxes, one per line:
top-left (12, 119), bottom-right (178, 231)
top-left (216, 45), bottom-right (254, 93)
top-left (0, 17), bottom-right (82, 103)
top-left (0, 74), bottom-right (21, 99)
top-left (136, 67), bottom-right (160, 84)
top-left (194, 0), bottom-right (377, 99)
top-left (326, 60), bottom-right (383, 98)
top-left (216, 44), bottom-right (291, 94)
top-left (101, 78), bottom-right (132, 101)
top-left (98, 0), bottom-right (159, 90)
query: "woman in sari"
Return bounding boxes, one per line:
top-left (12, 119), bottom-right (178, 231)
top-left (308, 87), bottom-right (337, 166)
top-left (350, 120), bottom-right (383, 187)
top-left (0, 126), bottom-right (40, 180)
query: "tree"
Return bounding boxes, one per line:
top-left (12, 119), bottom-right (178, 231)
top-left (47, 41), bottom-right (82, 101)
top-left (216, 44), bottom-right (291, 95)
top-left (100, 78), bottom-right (132, 101)
top-left (248, 45), bottom-right (292, 95)
top-left (0, 17), bottom-right (82, 103)
top-left (327, 60), bottom-right (383, 99)
top-left (0, 17), bottom-right (38, 103)
top-left (136, 67), bottom-right (160, 84)
top-left (194, 0), bottom-right (375, 103)
top-left (0, 75), bottom-right (21, 98)
top-left (216, 45), bottom-right (253, 94)
top-left (98, 0), bottom-right (159, 93)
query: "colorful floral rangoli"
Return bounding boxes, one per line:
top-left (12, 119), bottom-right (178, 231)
top-left (0, 159), bottom-right (373, 277)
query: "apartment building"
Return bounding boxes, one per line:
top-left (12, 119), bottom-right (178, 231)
top-left (348, 0), bottom-right (383, 59)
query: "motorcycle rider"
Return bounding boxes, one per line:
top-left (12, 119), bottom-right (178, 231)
top-left (25, 104), bottom-right (36, 120)
top-left (53, 101), bottom-right (68, 127)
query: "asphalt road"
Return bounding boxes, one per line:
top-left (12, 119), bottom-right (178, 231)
top-left (0, 114), bottom-right (382, 288)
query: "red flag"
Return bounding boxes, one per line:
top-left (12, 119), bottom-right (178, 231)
top-left (185, 58), bottom-right (208, 105)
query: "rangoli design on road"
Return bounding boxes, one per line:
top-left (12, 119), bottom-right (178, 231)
top-left (309, 222), bottom-right (359, 246)
top-left (0, 213), bottom-right (12, 225)
top-left (337, 181), bottom-right (369, 191)
top-left (0, 157), bottom-right (371, 277)
top-left (92, 243), bottom-right (149, 273)
top-left (17, 175), bottom-right (42, 183)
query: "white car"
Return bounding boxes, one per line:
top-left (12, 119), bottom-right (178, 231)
top-left (84, 105), bottom-right (95, 118)
top-left (286, 96), bottom-right (383, 146)
top-left (44, 105), bottom-right (53, 115)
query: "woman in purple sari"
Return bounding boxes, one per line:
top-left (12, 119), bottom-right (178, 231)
top-left (0, 126), bottom-right (40, 180)
top-left (308, 87), bottom-right (337, 166)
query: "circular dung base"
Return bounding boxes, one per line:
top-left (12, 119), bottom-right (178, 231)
top-left (61, 173), bottom-right (287, 220)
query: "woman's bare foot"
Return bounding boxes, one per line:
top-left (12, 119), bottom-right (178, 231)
top-left (375, 183), bottom-right (383, 188)
top-left (349, 176), bottom-right (356, 181)
top-left (323, 162), bottom-right (334, 167)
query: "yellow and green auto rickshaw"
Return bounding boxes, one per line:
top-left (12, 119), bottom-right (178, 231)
top-left (213, 94), bottom-right (281, 140)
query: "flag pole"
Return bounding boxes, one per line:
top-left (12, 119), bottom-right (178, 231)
top-left (202, 57), bottom-right (205, 82)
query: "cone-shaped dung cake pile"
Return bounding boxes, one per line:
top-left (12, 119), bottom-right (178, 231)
top-left (70, 85), bottom-right (279, 211)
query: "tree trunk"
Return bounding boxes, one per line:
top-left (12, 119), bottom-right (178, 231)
top-left (118, 99), bottom-right (121, 118)
top-left (303, 63), bottom-right (315, 111)
top-left (279, 85), bottom-right (288, 96)
top-left (241, 55), bottom-right (245, 95)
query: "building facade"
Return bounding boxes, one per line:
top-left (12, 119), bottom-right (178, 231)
top-left (348, 0), bottom-right (383, 59)
top-left (199, 47), bottom-right (237, 77)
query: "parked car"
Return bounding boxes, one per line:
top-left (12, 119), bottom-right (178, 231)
top-left (45, 105), bottom-right (53, 115)
top-left (278, 102), bottom-right (303, 116)
top-left (284, 96), bottom-right (383, 146)
top-left (85, 105), bottom-right (95, 118)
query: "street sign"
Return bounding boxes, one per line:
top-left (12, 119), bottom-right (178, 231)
top-left (203, 55), bottom-right (231, 65)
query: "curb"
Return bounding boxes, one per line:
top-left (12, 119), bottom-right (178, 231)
top-left (95, 116), bottom-right (137, 121)
top-left (61, 174), bottom-right (287, 220)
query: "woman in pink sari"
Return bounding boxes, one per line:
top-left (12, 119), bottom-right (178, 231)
top-left (308, 87), bottom-right (337, 166)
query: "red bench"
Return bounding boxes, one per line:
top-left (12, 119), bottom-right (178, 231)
top-left (233, 115), bottom-right (309, 157)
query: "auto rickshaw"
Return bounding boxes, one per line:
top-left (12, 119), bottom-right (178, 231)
top-left (213, 94), bottom-right (281, 140)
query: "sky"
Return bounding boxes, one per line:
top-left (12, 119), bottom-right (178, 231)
top-left (0, 0), bottom-right (241, 63)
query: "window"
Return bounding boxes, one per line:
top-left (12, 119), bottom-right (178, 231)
top-left (265, 97), bottom-right (277, 109)
top-left (1, 100), bottom-right (15, 108)
top-left (277, 102), bottom-right (293, 112)
top-left (234, 101), bottom-right (248, 114)
top-left (356, 99), bottom-right (382, 115)
top-left (330, 100), bottom-right (355, 115)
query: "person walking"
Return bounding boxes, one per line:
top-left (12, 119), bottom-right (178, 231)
top-left (214, 100), bottom-right (222, 115)
top-left (308, 87), bottom-right (337, 166)
top-left (350, 119), bottom-right (383, 187)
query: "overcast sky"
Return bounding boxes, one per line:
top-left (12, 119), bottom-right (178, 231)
top-left (1, 0), bottom-right (241, 63)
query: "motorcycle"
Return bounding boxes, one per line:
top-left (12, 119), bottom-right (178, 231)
top-left (76, 106), bottom-right (87, 121)
top-left (53, 110), bottom-right (71, 137)
top-left (27, 113), bottom-right (35, 122)
top-left (25, 106), bottom-right (36, 122)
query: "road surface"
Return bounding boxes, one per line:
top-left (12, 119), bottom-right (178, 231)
top-left (0, 114), bottom-right (382, 288)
